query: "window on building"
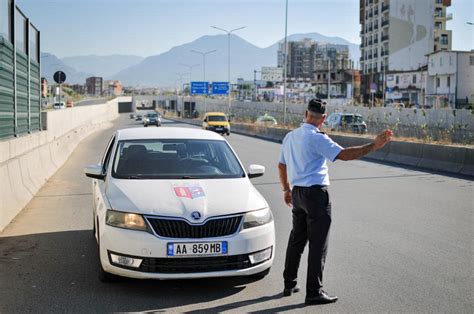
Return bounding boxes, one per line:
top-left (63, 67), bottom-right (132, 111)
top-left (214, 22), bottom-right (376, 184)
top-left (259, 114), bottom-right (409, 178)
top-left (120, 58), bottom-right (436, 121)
top-left (395, 76), bottom-right (399, 84)
top-left (449, 55), bottom-right (453, 65)
top-left (440, 34), bottom-right (448, 45)
top-left (439, 57), bottom-right (442, 66)
top-left (436, 77), bottom-right (440, 88)
top-left (412, 75), bottom-right (416, 84)
top-left (470, 56), bottom-right (474, 66)
top-left (29, 25), bottom-right (39, 62)
top-left (15, 8), bottom-right (27, 54)
top-left (431, 58), bottom-right (435, 68)
top-left (0, 0), bottom-right (11, 41)
top-left (447, 76), bottom-right (450, 88)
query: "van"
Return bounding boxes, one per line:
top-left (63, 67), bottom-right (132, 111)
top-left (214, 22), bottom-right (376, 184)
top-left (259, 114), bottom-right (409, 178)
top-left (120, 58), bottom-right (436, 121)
top-left (202, 112), bottom-right (231, 135)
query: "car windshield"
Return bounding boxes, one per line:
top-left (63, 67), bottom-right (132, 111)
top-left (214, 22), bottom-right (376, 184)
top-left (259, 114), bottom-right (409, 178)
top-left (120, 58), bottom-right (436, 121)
top-left (341, 115), bottom-right (364, 124)
top-left (146, 113), bottom-right (157, 118)
top-left (208, 115), bottom-right (227, 122)
top-left (112, 139), bottom-right (245, 179)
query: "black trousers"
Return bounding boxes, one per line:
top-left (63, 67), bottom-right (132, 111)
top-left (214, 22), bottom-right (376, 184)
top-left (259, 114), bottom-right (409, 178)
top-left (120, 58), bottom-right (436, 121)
top-left (283, 185), bottom-right (332, 296)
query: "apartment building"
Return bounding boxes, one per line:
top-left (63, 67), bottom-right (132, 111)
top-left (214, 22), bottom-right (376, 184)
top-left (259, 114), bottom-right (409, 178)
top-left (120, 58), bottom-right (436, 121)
top-left (426, 50), bottom-right (474, 108)
top-left (278, 38), bottom-right (316, 80)
top-left (313, 44), bottom-right (352, 97)
top-left (86, 76), bottom-right (103, 97)
top-left (359, 0), bottom-right (452, 98)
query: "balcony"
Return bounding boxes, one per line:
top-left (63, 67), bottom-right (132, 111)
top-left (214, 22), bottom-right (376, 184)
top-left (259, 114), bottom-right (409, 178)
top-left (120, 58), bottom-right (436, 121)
top-left (374, 23), bottom-right (379, 30)
top-left (368, 54), bottom-right (373, 59)
top-left (368, 25), bottom-right (373, 32)
top-left (381, 19), bottom-right (389, 27)
top-left (374, 38), bottom-right (379, 44)
top-left (369, 11), bottom-right (373, 18)
top-left (373, 53), bottom-right (378, 58)
top-left (360, 30), bottom-right (364, 36)
top-left (382, 3), bottom-right (389, 12)
top-left (368, 40), bottom-right (373, 46)
top-left (381, 34), bottom-right (389, 41)
top-left (374, 10), bottom-right (379, 16)
top-left (381, 50), bottom-right (387, 56)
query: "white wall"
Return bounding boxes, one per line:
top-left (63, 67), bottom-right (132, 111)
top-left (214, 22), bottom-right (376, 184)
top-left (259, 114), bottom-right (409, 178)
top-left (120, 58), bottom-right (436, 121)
top-left (456, 52), bottom-right (474, 101)
top-left (389, 0), bottom-right (434, 71)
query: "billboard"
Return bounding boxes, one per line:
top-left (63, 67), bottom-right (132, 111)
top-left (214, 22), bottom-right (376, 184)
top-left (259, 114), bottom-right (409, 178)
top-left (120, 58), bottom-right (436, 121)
top-left (388, 0), bottom-right (435, 71)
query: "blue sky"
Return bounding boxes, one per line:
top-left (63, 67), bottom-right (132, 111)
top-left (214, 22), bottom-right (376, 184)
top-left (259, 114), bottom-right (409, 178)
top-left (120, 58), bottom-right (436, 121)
top-left (17, 0), bottom-right (473, 58)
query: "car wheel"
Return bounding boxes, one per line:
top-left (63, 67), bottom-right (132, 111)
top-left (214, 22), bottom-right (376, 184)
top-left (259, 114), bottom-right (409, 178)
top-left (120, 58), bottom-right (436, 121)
top-left (227, 132), bottom-right (230, 136)
top-left (144, 124), bottom-right (148, 127)
top-left (249, 267), bottom-right (270, 279)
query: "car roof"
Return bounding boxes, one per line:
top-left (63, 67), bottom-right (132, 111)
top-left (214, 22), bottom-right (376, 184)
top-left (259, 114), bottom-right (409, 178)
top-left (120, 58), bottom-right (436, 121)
top-left (206, 112), bottom-right (227, 116)
top-left (116, 127), bottom-right (226, 141)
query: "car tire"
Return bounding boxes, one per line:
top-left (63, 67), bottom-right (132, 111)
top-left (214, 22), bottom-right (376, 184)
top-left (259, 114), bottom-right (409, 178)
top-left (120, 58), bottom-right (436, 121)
top-left (249, 267), bottom-right (270, 279)
top-left (144, 124), bottom-right (148, 127)
top-left (227, 132), bottom-right (230, 136)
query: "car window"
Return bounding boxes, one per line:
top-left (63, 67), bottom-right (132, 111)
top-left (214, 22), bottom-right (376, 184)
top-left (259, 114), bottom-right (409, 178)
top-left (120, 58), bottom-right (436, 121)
top-left (208, 115), bottom-right (227, 122)
top-left (112, 139), bottom-right (244, 179)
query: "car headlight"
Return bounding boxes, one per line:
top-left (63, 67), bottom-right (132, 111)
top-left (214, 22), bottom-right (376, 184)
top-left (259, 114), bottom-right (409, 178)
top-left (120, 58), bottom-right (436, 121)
top-left (106, 210), bottom-right (148, 231)
top-left (243, 208), bottom-right (273, 229)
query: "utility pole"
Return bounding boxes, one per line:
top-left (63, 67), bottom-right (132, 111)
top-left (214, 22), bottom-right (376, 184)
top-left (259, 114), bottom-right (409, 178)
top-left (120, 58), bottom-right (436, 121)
top-left (327, 59), bottom-right (331, 105)
top-left (283, 0), bottom-right (289, 125)
top-left (190, 49), bottom-right (217, 114)
top-left (211, 25), bottom-right (246, 114)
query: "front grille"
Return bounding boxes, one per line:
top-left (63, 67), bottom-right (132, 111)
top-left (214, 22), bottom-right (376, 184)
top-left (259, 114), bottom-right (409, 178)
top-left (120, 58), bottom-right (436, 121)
top-left (146, 216), bottom-right (243, 238)
top-left (139, 254), bottom-right (252, 273)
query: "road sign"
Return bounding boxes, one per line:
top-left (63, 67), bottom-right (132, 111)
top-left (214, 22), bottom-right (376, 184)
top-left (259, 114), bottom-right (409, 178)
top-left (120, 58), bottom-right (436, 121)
top-left (191, 81), bottom-right (209, 95)
top-left (53, 71), bottom-right (66, 84)
top-left (212, 82), bottom-right (229, 95)
top-left (370, 82), bottom-right (377, 93)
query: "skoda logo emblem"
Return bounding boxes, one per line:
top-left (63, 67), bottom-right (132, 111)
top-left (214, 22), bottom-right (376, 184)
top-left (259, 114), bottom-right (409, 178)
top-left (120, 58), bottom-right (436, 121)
top-left (191, 211), bottom-right (201, 220)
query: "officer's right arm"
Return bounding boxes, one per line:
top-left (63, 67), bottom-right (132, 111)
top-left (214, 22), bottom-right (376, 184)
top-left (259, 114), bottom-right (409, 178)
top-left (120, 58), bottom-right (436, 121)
top-left (337, 129), bottom-right (393, 161)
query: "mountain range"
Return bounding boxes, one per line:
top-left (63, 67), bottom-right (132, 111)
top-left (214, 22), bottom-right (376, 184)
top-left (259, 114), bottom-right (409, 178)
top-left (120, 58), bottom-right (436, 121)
top-left (41, 32), bottom-right (360, 86)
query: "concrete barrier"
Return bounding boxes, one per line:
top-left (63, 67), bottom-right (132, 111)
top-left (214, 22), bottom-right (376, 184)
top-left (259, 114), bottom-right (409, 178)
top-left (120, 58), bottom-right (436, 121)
top-left (0, 97), bottom-right (128, 231)
top-left (170, 117), bottom-right (473, 178)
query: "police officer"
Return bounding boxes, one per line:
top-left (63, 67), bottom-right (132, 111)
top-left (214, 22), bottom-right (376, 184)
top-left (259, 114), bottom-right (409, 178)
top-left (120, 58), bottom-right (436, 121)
top-left (278, 98), bottom-right (393, 305)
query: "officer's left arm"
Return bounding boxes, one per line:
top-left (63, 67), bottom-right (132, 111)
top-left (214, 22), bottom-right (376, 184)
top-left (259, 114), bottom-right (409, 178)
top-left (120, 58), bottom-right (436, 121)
top-left (278, 163), bottom-right (292, 207)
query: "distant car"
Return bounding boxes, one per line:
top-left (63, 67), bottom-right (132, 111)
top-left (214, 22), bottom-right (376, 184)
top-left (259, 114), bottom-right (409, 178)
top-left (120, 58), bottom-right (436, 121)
top-left (255, 114), bottom-right (278, 127)
top-left (143, 112), bottom-right (161, 127)
top-left (202, 112), bottom-right (231, 136)
top-left (84, 127), bottom-right (274, 282)
top-left (66, 100), bottom-right (74, 108)
top-left (324, 112), bottom-right (368, 134)
top-left (53, 102), bottom-right (66, 109)
top-left (135, 114), bottom-right (143, 121)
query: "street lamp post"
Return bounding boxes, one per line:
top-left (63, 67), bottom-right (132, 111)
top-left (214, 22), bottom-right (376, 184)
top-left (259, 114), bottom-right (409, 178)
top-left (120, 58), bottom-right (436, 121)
top-left (283, 0), bottom-right (289, 125)
top-left (179, 63), bottom-right (200, 82)
top-left (190, 49), bottom-right (217, 114)
top-left (211, 25), bottom-right (246, 114)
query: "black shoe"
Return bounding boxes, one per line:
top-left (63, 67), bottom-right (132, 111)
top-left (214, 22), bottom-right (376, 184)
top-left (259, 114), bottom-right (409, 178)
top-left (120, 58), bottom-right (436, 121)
top-left (305, 290), bottom-right (338, 305)
top-left (283, 285), bottom-right (300, 297)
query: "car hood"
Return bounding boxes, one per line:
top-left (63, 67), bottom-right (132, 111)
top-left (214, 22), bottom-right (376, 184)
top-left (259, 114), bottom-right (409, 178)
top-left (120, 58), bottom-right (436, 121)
top-left (105, 178), bottom-right (267, 222)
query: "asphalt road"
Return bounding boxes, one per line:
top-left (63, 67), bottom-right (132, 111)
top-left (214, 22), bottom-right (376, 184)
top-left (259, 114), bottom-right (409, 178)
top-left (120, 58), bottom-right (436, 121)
top-left (1, 114), bottom-right (472, 313)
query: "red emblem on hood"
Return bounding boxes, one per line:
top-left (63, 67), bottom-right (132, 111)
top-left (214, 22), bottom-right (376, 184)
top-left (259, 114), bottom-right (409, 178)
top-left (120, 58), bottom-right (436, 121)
top-left (174, 186), bottom-right (205, 199)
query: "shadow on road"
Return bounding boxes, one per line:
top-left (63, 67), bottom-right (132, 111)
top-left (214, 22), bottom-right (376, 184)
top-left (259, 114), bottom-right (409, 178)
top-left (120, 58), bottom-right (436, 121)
top-left (0, 230), bottom-right (253, 312)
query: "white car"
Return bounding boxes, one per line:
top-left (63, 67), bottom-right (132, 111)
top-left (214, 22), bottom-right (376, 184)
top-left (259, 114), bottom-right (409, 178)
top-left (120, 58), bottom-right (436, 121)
top-left (84, 127), bottom-right (275, 282)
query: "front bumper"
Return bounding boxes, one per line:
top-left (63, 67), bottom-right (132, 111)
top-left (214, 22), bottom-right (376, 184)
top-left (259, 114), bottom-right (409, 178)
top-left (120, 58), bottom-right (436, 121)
top-left (206, 126), bottom-right (230, 134)
top-left (99, 221), bottom-right (275, 279)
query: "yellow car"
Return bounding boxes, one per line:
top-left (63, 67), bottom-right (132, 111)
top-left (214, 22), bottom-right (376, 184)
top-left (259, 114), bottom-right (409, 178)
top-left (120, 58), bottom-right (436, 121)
top-left (202, 112), bottom-right (231, 136)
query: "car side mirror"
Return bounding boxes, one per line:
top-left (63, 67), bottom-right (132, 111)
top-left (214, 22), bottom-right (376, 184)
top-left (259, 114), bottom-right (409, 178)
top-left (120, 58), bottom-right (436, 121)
top-left (84, 164), bottom-right (105, 180)
top-left (248, 164), bottom-right (265, 178)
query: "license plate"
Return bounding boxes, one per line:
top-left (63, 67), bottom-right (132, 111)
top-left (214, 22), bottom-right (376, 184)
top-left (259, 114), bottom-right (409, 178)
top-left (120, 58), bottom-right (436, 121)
top-left (215, 128), bottom-right (223, 131)
top-left (167, 242), bottom-right (227, 257)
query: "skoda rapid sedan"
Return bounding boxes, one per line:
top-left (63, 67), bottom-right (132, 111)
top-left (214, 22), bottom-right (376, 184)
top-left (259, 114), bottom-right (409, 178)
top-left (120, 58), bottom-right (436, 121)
top-left (84, 127), bottom-right (274, 282)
